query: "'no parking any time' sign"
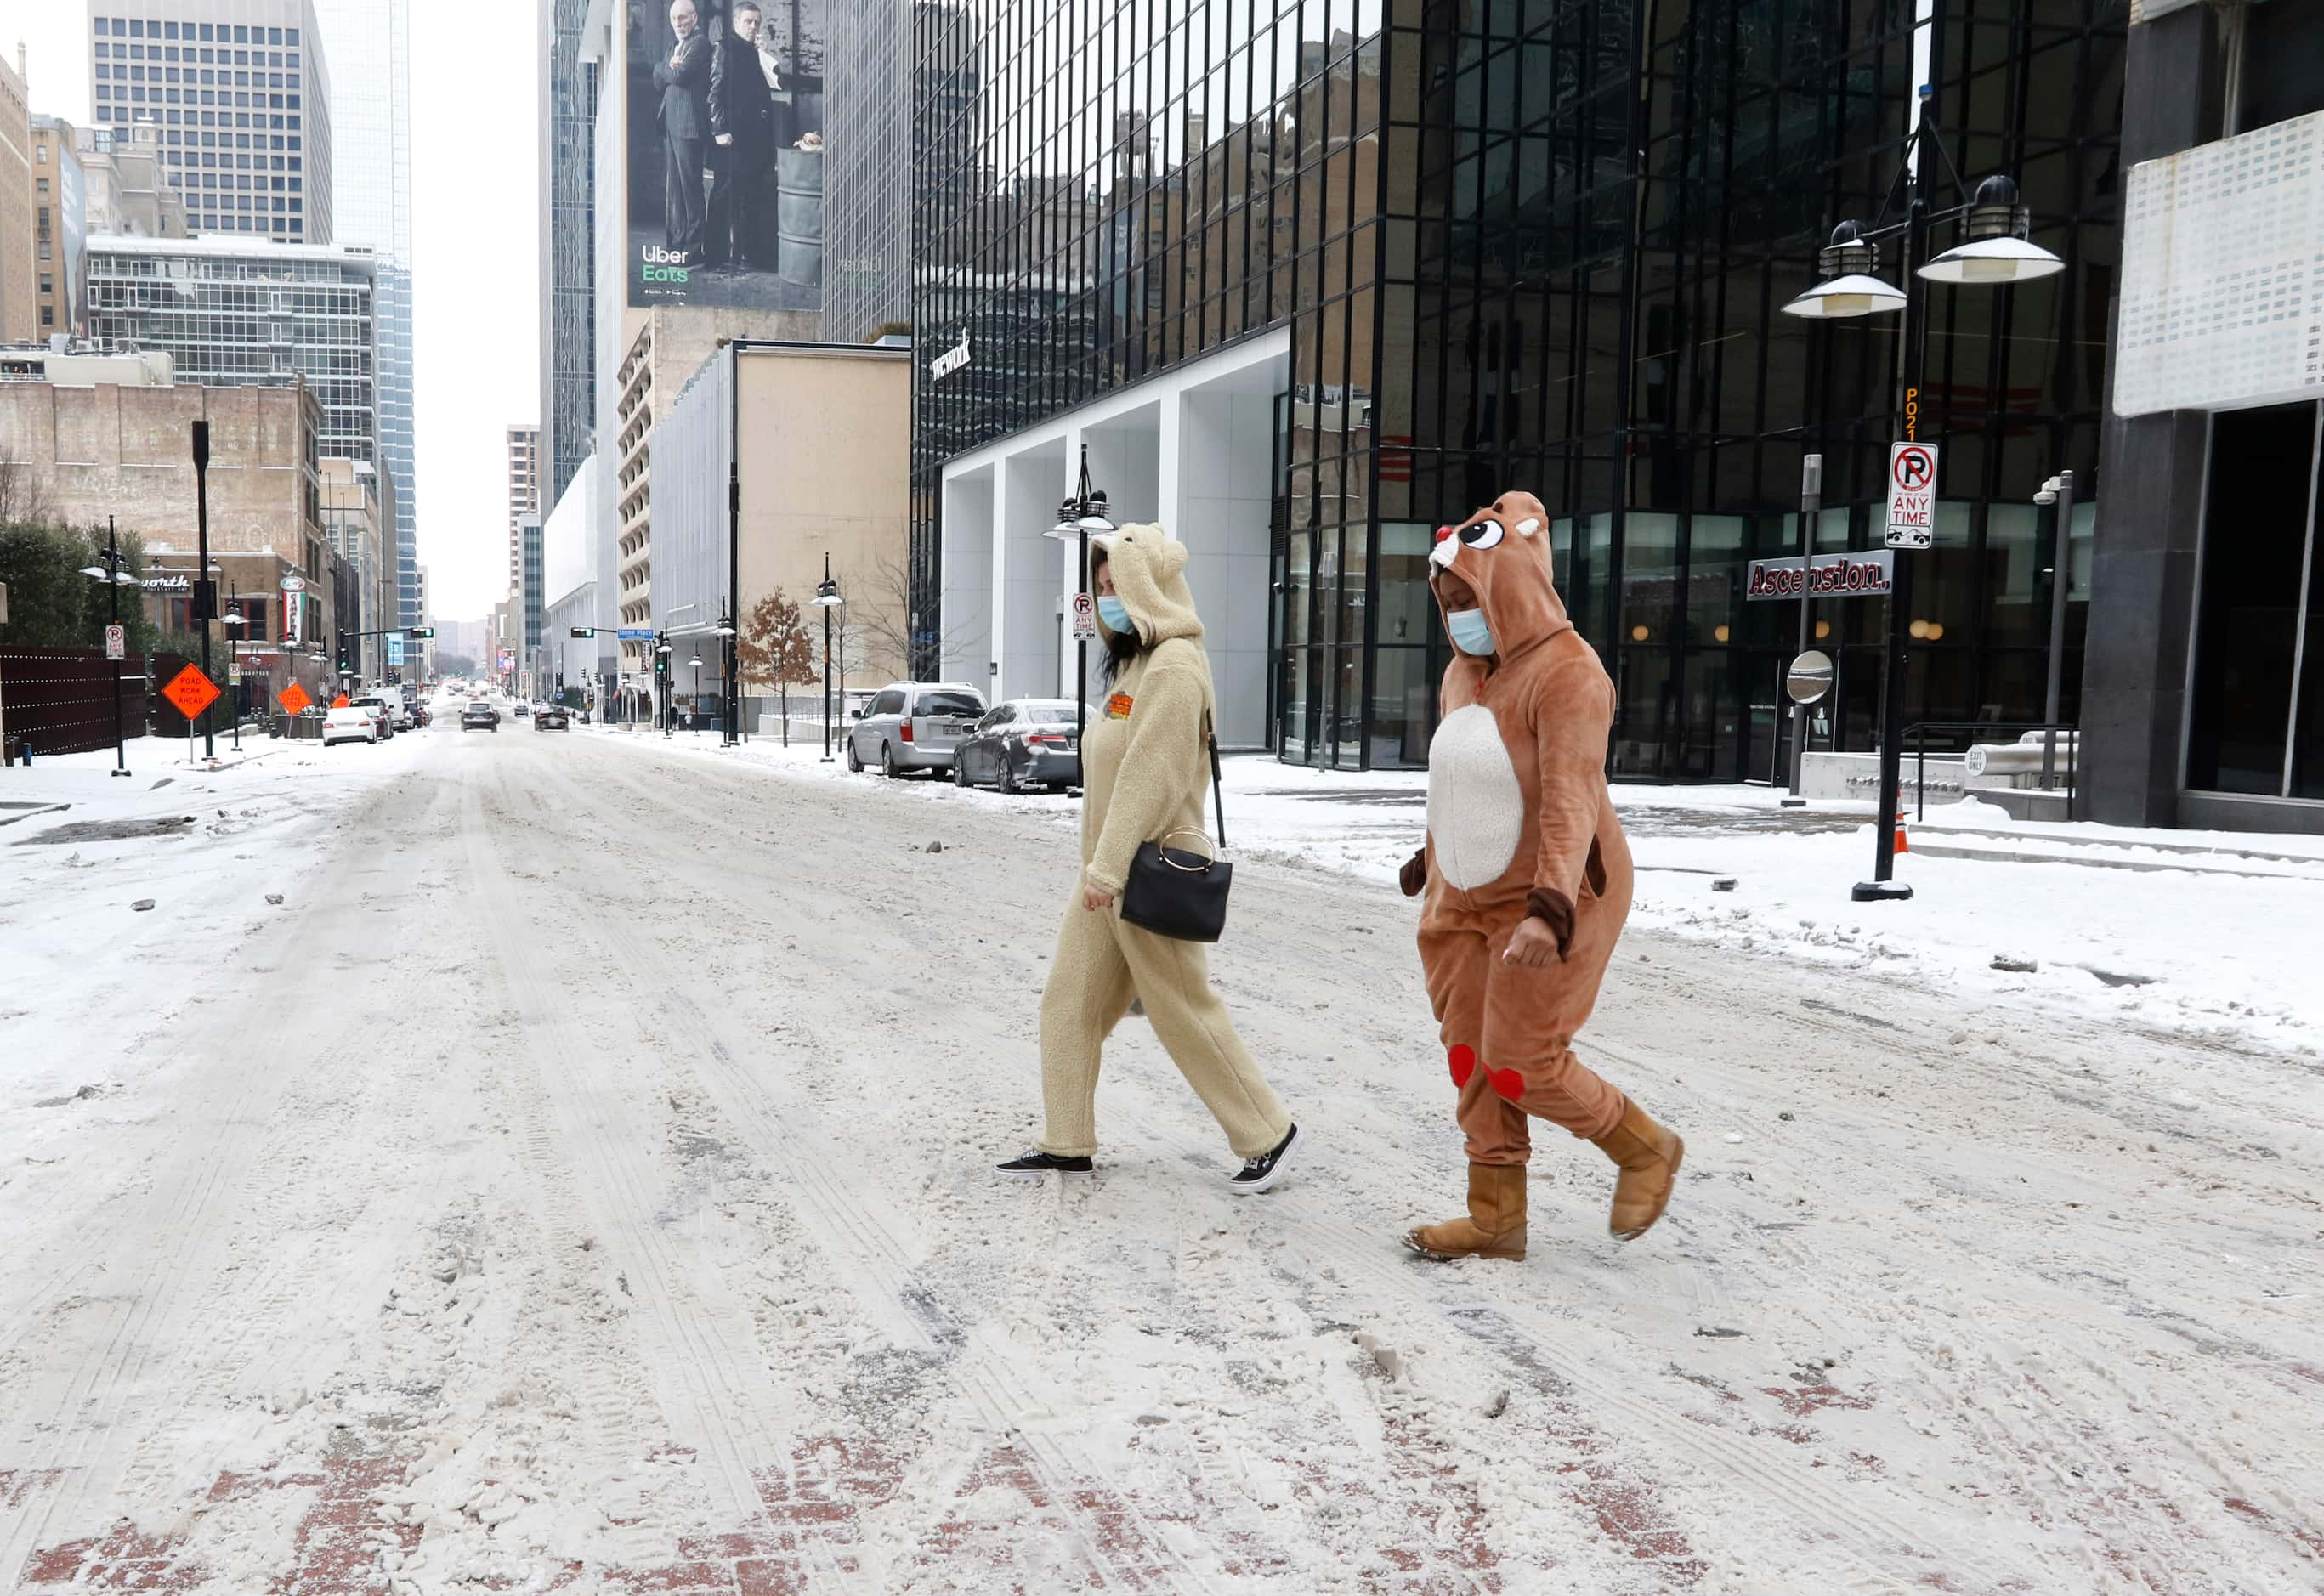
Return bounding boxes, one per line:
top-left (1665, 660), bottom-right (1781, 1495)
top-left (1885, 441), bottom-right (1939, 550)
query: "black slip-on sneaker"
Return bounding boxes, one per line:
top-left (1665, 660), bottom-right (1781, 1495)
top-left (1228, 1123), bottom-right (1300, 1194)
top-left (996, 1151), bottom-right (1096, 1178)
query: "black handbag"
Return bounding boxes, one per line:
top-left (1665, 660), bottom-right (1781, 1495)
top-left (1119, 712), bottom-right (1233, 942)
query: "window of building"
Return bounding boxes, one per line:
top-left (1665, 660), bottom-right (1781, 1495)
top-left (2236, 0), bottom-right (2324, 133)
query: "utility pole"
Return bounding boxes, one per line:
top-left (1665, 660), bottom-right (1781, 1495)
top-left (1784, 456), bottom-right (1821, 806)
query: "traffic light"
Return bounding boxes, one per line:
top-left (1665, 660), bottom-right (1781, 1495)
top-left (409, 626), bottom-right (434, 639)
top-left (654, 649), bottom-right (669, 678)
top-left (570, 625), bottom-right (596, 638)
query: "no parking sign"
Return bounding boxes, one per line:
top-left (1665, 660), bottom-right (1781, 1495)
top-left (1885, 442), bottom-right (1939, 549)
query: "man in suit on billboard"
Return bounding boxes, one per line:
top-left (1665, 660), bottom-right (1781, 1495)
top-left (706, 1), bottom-right (770, 273)
top-left (655, 0), bottom-right (713, 261)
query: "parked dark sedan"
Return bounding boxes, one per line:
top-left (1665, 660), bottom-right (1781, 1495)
top-left (535, 706), bottom-right (570, 730)
top-left (952, 699), bottom-right (1082, 793)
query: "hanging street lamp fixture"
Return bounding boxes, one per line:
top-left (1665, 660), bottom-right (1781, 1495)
top-left (1778, 82), bottom-right (2066, 903)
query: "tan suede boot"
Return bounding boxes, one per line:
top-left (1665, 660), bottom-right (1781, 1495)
top-left (1592, 1101), bottom-right (1684, 1241)
top-left (1403, 1163), bottom-right (1527, 1261)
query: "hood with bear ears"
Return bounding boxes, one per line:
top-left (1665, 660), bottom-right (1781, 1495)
top-left (1427, 489), bottom-right (1573, 663)
top-left (1091, 523), bottom-right (1205, 647)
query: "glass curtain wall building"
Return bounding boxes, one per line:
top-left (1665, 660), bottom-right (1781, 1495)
top-left (86, 235), bottom-right (377, 469)
top-left (309, 0), bottom-right (417, 624)
top-left (825, 0), bottom-right (915, 342)
top-left (913, 0), bottom-right (2126, 776)
top-left (541, 0), bottom-right (598, 507)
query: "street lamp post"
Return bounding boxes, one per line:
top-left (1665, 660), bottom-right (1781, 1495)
top-left (191, 420), bottom-right (216, 760)
top-left (1041, 444), bottom-right (1115, 782)
top-left (223, 581), bottom-right (246, 751)
top-left (1783, 456), bottom-right (1822, 806)
top-left (1779, 78), bottom-right (2064, 903)
top-left (715, 603), bottom-right (740, 746)
top-left (690, 656), bottom-right (702, 733)
top-left (813, 554), bottom-right (844, 762)
top-left (78, 516), bottom-right (138, 778)
top-left (2034, 468), bottom-right (2077, 794)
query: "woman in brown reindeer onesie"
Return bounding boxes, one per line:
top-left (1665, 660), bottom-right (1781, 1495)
top-left (1400, 490), bottom-right (1684, 1261)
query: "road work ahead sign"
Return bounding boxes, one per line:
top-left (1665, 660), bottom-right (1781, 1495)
top-left (1885, 442), bottom-right (1938, 549)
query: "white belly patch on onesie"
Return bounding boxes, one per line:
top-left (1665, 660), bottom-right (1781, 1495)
top-left (1426, 704), bottom-right (1523, 891)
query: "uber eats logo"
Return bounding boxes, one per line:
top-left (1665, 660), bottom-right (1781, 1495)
top-left (640, 245), bottom-right (691, 285)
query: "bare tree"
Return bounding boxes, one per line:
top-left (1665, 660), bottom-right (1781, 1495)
top-left (853, 546), bottom-right (986, 685)
top-left (738, 587), bottom-right (818, 744)
top-left (0, 459), bottom-right (54, 527)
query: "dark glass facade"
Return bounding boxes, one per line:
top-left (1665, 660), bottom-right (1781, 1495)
top-left (913, 0), bottom-right (2127, 775)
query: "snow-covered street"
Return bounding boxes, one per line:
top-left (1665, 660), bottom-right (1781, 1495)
top-left (3, 715), bottom-right (2320, 1594)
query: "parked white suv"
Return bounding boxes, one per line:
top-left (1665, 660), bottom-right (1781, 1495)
top-left (847, 682), bottom-right (988, 778)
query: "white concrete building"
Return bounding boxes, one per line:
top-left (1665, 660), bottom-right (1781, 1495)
top-left (935, 328), bottom-right (1284, 749)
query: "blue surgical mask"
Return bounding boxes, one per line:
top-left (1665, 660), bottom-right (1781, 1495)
top-left (1446, 607), bottom-right (1495, 655)
top-left (1097, 595), bottom-right (1132, 632)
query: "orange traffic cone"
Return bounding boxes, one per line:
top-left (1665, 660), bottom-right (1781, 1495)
top-left (1894, 812), bottom-right (1910, 854)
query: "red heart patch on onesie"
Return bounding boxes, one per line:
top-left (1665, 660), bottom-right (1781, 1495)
top-left (1489, 1068), bottom-right (1525, 1101)
top-left (1448, 1045), bottom-right (1476, 1088)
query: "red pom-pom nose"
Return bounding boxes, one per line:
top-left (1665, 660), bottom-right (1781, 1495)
top-left (1448, 1044), bottom-right (1477, 1088)
top-left (1434, 525), bottom-right (1454, 543)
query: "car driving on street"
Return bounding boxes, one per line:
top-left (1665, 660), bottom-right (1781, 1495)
top-left (952, 699), bottom-right (1082, 793)
top-left (535, 706), bottom-right (570, 730)
top-left (847, 682), bottom-right (988, 778)
top-left (461, 702), bottom-right (501, 733)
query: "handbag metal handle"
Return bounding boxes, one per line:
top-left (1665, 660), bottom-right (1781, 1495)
top-left (1158, 826), bottom-right (1217, 871)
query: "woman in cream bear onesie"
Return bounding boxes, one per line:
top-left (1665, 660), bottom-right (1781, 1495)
top-left (996, 524), bottom-right (1301, 1194)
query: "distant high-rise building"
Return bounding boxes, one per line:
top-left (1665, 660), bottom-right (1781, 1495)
top-left (1, 45), bottom-right (34, 343)
top-left (823, 0), bottom-right (910, 342)
top-left (309, 0), bottom-right (417, 625)
top-left (84, 1), bottom-right (335, 246)
top-left (72, 120), bottom-right (192, 243)
top-left (541, 0), bottom-right (597, 508)
top-left (507, 425), bottom-right (541, 602)
top-left (29, 116), bottom-right (91, 337)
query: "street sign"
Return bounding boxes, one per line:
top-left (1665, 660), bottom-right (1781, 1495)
top-left (1745, 550), bottom-right (1895, 600)
top-left (228, 660), bottom-right (242, 687)
top-left (1071, 591), bottom-right (1097, 640)
top-left (278, 682), bottom-right (312, 716)
top-left (279, 574), bottom-right (307, 593)
top-left (387, 632), bottom-right (405, 666)
top-left (1885, 442), bottom-right (1939, 549)
top-left (616, 626), bottom-right (656, 641)
top-left (105, 624), bottom-right (126, 661)
top-left (162, 663), bottom-right (221, 721)
top-left (1786, 648), bottom-right (1835, 705)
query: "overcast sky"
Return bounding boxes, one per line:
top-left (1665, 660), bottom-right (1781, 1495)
top-left (14, 0), bottom-right (541, 621)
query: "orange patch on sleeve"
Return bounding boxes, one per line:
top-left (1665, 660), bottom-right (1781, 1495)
top-left (1106, 692), bottom-right (1134, 719)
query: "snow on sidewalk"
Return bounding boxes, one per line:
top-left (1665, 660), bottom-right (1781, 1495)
top-left (626, 728), bottom-right (2321, 1055)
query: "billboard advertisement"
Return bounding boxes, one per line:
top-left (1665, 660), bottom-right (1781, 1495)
top-left (626, 0), bottom-right (826, 311)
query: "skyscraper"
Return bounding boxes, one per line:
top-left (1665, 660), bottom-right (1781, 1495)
top-left (507, 426), bottom-right (541, 603)
top-left (540, 0), bottom-right (597, 509)
top-left (84, 1), bottom-right (335, 246)
top-left (822, 0), bottom-right (910, 343)
top-left (307, 0), bottom-right (417, 626)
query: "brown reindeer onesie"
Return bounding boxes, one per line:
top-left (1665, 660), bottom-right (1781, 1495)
top-left (1401, 491), bottom-right (1684, 1261)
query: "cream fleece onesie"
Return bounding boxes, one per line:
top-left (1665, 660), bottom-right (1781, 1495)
top-left (1033, 524), bottom-right (1294, 1163)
